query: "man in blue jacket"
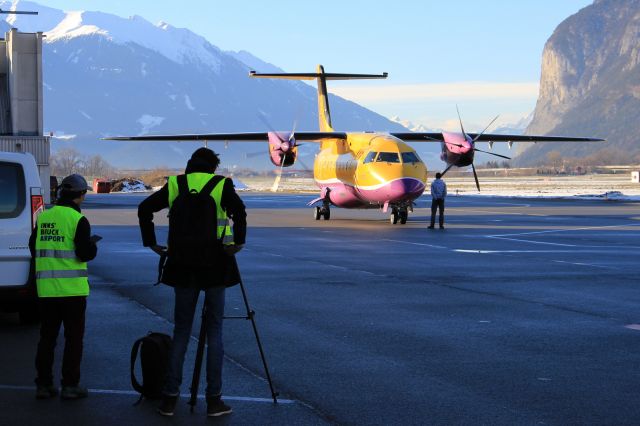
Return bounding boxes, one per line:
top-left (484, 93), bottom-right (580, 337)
top-left (428, 172), bottom-right (447, 229)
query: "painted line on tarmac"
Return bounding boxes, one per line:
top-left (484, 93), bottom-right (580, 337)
top-left (461, 209), bottom-right (546, 217)
top-left (0, 384), bottom-right (293, 404)
top-left (380, 239), bottom-right (447, 249)
top-left (455, 249), bottom-right (576, 254)
top-left (488, 222), bottom-right (640, 238)
top-left (551, 260), bottom-right (616, 270)
top-left (486, 236), bottom-right (578, 247)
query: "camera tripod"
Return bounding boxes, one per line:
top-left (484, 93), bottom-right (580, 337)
top-left (188, 276), bottom-right (279, 412)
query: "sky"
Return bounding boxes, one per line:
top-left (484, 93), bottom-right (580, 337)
top-left (30, 0), bottom-right (593, 130)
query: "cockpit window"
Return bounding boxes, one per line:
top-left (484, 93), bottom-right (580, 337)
top-left (401, 152), bottom-right (421, 163)
top-left (363, 151), bottom-right (378, 164)
top-left (376, 152), bottom-right (400, 163)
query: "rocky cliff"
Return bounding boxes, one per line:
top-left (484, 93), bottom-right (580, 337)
top-left (518, 0), bottom-right (640, 166)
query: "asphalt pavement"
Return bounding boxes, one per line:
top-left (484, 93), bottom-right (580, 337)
top-left (2, 192), bottom-right (639, 425)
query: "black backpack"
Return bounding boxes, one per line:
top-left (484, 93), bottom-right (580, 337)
top-left (168, 174), bottom-right (225, 268)
top-left (130, 332), bottom-right (172, 401)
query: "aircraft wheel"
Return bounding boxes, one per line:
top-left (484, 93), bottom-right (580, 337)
top-left (400, 211), bottom-right (408, 224)
top-left (390, 211), bottom-right (399, 224)
top-left (314, 207), bottom-right (321, 220)
top-left (323, 209), bottom-right (330, 220)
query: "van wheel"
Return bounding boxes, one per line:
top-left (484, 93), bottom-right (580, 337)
top-left (19, 303), bottom-right (40, 324)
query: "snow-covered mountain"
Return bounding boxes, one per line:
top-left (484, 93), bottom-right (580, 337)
top-left (1, 0), bottom-right (407, 169)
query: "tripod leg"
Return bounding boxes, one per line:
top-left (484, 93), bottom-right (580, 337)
top-left (238, 279), bottom-right (279, 403)
top-left (188, 303), bottom-right (207, 413)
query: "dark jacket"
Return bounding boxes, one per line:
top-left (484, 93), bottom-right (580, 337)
top-left (29, 198), bottom-right (98, 262)
top-left (138, 160), bottom-right (247, 288)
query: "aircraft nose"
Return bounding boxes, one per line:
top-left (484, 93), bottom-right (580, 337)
top-left (387, 178), bottom-right (425, 200)
top-left (360, 178), bottom-right (425, 202)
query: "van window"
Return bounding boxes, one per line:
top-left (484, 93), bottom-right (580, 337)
top-left (0, 162), bottom-right (26, 218)
top-left (363, 151), bottom-right (377, 164)
top-left (376, 152), bottom-right (400, 163)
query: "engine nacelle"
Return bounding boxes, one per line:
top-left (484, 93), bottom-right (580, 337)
top-left (268, 131), bottom-right (298, 167)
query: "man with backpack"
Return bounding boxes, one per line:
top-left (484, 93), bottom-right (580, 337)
top-left (138, 148), bottom-right (246, 417)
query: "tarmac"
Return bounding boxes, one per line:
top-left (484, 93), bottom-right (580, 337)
top-left (1, 192), bottom-right (639, 425)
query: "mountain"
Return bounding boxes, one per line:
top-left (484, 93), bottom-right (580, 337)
top-left (1, 0), bottom-right (407, 170)
top-left (518, 0), bottom-right (640, 166)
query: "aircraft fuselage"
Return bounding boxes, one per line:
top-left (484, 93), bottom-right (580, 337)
top-left (313, 133), bottom-right (428, 209)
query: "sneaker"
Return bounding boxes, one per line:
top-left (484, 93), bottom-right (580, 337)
top-left (207, 396), bottom-right (232, 417)
top-left (35, 384), bottom-right (58, 399)
top-left (427, 226), bottom-right (434, 229)
top-left (158, 395), bottom-right (178, 417)
top-left (61, 385), bottom-right (88, 400)
top-left (440, 225), bottom-right (445, 229)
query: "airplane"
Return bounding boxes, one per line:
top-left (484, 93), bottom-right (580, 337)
top-left (104, 65), bottom-right (604, 225)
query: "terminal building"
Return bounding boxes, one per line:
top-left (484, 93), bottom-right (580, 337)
top-left (0, 29), bottom-right (51, 201)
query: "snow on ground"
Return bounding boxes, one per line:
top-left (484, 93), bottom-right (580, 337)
top-left (111, 179), bottom-right (151, 193)
top-left (236, 174), bottom-right (640, 200)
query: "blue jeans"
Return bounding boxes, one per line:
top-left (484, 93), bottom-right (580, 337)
top-left (163, 286), bottom-right (226, 397)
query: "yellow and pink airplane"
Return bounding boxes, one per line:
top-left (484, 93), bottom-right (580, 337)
top-left (106, 65), bottom-right (603, 224)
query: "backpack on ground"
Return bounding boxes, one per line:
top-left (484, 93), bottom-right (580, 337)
top-left (130, 332), bottom-right (172, 401)
top-left (168, 174), bottom-right (225, 268)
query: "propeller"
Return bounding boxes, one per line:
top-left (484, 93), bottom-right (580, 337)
top-left (257, 112), bottom-right (299, 192)
top-left (453, 107), bottom-right (510, 191)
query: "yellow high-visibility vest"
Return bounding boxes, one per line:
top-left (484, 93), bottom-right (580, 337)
top-left (167, 173), bottom-right (234, 245)
top-left (34, 206), bottom-right (89, 297)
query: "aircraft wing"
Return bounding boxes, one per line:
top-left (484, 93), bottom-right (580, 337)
top-left (103, 132), bottom-right (348, 142)
top-left (391, 132), bottom-right (605, 142)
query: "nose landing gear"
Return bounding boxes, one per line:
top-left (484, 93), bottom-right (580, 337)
top-left (389, 202), bottom-right (413, 225)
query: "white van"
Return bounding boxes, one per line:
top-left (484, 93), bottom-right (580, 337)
top-left (0, 152), bottom-right (44, 322)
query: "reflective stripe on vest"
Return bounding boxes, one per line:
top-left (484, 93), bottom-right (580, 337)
top-left (34, 206), bottom-right (90, 298)
top-left (167, 173), bottom-right (234, 245)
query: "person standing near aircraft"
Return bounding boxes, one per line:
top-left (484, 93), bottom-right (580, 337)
top-left (30, 174), bottom-right (98, 400)
top-left (428, 173), bottom-right (447, 229)
top-left (138, 148), bottom-right (246, 417)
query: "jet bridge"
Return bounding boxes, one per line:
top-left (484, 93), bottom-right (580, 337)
top-left (0, 29), bottom-right (51, 202)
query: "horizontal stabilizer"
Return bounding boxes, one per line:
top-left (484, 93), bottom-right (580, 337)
top-left (250, 71), bottom-right (388, 81)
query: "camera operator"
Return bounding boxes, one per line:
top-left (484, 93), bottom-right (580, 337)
top-left (137, 148), bottom-right (246, 417)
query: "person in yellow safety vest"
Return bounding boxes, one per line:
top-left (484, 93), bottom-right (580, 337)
top-left (29, 174), bottom-right (98, 400)
top-left (138, 148), bottom-right (247, 418)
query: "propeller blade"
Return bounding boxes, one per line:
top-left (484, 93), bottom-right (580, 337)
top-left (471, 163), bottom-right (480, 192)
top-left (472, 115), bottom-right (500, 143)
top-left (473, 148), bottom-right (511, 160)
top-left (288, 118), bottom-right (298, 142)
top-left (257, 112), bottom-right (286, 144)
top-left (440, 163), bottom-right (455, 177)
top-left (456, 105), bottom-right (467, 137)
top-left (270, 156), bottom-right (287, 192)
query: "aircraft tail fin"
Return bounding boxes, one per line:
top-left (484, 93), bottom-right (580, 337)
top-left (250, 65), bottom-right (387, 132)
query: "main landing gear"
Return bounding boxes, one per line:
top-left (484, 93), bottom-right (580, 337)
top-left (389, 202), bottom-right (413, 225)
top-left (314, 205), bottom-right (330, 220)
top-left (314, 190), bottom-right (332, 220)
